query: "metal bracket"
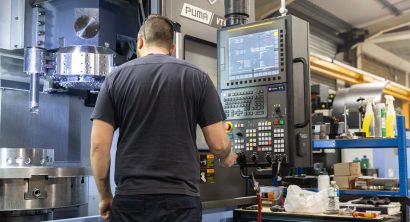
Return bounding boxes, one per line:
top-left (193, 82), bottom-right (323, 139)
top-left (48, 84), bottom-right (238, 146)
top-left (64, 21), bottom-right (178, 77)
top-left (31, 5), bottom-right (46, 48)
top-left (24, 175), bottom-right (48, 200)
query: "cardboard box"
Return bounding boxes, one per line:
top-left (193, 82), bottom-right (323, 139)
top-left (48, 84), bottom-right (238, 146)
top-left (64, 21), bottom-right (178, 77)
top-left (334, 176), bottom-right (359, 189)
top-left (334, 162), bottom-right (361, 176)
top-left (334, 163), bottom-right (350, 176)
top-left (349, 162), bottom-right (361, 175)
top-left (354, 176), bottom-right (375, 189)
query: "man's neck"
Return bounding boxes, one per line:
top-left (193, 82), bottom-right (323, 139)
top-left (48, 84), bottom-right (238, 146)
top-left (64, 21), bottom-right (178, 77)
top-left (141, 47), bottom-right (169, 57)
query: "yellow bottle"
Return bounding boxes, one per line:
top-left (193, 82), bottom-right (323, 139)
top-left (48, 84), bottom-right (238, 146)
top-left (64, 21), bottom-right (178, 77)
top-left (362, 98), bottom-right (375, 137)
top-left (385, 95), bottom-right (396, 138)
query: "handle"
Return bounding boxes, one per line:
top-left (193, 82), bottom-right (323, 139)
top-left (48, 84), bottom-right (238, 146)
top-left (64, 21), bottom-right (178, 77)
top-left (293, 57), bottom-right (310, 128)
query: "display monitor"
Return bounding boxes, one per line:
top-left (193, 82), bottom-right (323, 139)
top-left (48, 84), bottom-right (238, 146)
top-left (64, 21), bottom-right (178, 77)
top-left (228, 29), bottom-right (280, 81)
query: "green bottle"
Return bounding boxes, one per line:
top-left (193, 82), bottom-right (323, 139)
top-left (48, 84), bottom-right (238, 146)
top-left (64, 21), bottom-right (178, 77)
top-left (360, 155), bottom-right (369, 169)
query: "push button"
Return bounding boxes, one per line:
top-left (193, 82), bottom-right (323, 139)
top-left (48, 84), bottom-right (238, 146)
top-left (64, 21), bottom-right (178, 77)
top-left (225, 122), bottom-right (233, 132)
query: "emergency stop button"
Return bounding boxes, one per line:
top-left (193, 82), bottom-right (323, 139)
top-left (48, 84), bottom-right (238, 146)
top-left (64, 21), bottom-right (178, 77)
top-left (225, 122), bottom-right (233, 132)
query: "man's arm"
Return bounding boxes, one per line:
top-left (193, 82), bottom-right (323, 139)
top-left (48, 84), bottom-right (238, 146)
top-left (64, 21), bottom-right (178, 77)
top-left (201, 121), bottom-right (236, 167)
top-left (90, 119), bottom-right (114, 219)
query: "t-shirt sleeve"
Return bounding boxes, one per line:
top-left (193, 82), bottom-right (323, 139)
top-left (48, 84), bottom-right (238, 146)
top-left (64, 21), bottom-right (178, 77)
top-left (197, 74), bottom-right (226, 128)
top-left (90, 78), bottom-right (118, 129)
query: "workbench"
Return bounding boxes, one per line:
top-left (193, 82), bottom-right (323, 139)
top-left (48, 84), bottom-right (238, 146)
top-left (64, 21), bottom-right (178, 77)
top-left (233, 207), bottom-right (401, 222)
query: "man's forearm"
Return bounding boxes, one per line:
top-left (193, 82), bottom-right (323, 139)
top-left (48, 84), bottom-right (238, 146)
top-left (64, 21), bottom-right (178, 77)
top-left (214, 141), bottom-right (232, 159)
top-left (91, 145), bottom-right (112, 199)
top-left (219, 145), bottom-right (232, 159)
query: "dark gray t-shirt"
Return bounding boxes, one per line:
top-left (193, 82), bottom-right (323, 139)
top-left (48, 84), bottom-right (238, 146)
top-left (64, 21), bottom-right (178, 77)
top-left (91, 54), bottom-right (225, 196)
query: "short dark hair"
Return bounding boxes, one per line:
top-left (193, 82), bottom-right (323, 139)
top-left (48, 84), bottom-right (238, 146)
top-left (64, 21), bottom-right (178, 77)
top-left (139, 15), bottom-right (174, 49)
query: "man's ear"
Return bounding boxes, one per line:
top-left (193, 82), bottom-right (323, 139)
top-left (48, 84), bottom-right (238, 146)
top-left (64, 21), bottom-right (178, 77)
top-left (169, 43), bottom-right (176, 56)
top-left (137, 34), bottom-right (144, 50)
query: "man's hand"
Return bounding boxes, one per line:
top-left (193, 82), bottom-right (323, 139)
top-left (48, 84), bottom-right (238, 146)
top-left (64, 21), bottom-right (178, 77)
top-left (220, 151), bottom-right (237, 167)
top-left (99, 196), bottom-right (113, 220)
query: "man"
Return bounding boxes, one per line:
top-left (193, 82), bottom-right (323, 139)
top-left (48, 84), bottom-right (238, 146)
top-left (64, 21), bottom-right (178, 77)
top-left (90, 15), bottom-right (237, 222)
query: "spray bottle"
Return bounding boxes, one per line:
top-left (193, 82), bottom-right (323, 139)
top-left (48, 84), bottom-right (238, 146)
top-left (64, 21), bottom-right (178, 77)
top-left (374, 103), bottom-right (386, 138)
top-left (385, 95), bottom-right (396, 138)
top-left (362, 97), bottom-right (375, 138)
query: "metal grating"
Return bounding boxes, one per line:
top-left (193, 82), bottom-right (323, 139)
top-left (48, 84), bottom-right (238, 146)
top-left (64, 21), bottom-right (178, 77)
top-left (310, 33), bottom-right (338, 59)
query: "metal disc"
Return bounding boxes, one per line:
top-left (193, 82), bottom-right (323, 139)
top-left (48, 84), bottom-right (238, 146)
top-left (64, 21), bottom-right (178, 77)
top-left (74, 15), bottom-right (100, 39)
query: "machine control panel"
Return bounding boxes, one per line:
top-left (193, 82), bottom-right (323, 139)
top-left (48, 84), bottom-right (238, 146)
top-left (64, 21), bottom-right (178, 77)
top-left (218, 16), bottom-right (312, 168)
top-left (224, 84), bottom-right (289, 165)
top-left (221, 87), bottom-right (267, 119)
top-left (226, 119), bottom-right (288, 165)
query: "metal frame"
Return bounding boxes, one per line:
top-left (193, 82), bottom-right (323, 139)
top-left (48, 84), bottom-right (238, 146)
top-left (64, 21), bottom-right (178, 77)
top-left (312, 115), bottom-right (410, 197)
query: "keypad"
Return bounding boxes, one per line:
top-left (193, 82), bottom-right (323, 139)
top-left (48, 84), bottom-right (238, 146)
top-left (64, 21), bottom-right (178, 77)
top-left (221, 88), bottom-right (266, 119)
top-left (228, 119), bottom-right (287, 164)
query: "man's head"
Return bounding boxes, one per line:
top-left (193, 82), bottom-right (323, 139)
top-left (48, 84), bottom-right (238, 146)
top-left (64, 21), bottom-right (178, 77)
top-left (137, 15), bottom-right (175, 57)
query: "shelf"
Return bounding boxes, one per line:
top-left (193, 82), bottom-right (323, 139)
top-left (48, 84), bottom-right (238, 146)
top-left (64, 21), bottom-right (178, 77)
top-left (339, 189), bottom-right (404, 197)
top-left (312, 138), bottom-right (399, 149)
top-left (309, 117), bottom-right (409, 200)
top-left (305, 188), bottom-right (406, 197)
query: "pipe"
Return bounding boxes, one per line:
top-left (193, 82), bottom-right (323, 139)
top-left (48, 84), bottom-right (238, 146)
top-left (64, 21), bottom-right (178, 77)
top-left (173, 23), bottom-right (183, 59)
top-left (279, 0), bottom-right (288, 16)
top-left (224, 0), bottom-right (249, 27)
top-left (175, 31), bottom-right (183, 59)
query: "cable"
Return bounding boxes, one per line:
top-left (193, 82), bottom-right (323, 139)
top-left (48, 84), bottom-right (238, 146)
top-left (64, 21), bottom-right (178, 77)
top-left (138, 0), bottom-right (146, 19)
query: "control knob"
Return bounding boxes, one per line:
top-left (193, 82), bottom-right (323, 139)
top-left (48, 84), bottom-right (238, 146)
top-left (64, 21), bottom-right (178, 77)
top-left (236, 152), bottom-right (247, 165)
top-left (274, 107), bottom-right (281, 115)
top-left (251, 153), bottom-right (257, 164)
top-left (265, 154), bottom-right (272, 164)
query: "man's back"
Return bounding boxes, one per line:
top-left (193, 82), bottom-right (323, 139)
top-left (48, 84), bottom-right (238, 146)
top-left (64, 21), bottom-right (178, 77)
top-left (92, 54), bottom-right (224, 196)
top-left (90, 15), bottom-right (235, 221)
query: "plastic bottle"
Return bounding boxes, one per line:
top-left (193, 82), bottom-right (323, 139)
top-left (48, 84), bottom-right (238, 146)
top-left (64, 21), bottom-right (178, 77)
top-left (353, 157), bottom-right (360, 163)
top-left (361, 155), bottom-right (369, 169)
top-left (362, 97), bottom-right (375, 137)
top-left (385, 95), bottom-right (396, 138)
top-left (318, 169), bottom-right (330, 192)
top-left (374, 103), bottom-right (386, 138)
top-left (327, 181), bottom-right (339, 213)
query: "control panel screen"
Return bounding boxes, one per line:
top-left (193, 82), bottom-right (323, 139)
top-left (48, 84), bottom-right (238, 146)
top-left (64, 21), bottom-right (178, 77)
top-left (228, 29), bottom-right (280, 81)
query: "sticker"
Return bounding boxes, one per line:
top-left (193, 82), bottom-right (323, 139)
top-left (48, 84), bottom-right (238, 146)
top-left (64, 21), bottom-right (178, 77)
top-left (199, 154), bottom-right (207, 167)
top-left (200, 169), bottom-right (207, 183)
top-left (206, 168), bottom-right (215, 183)
top-left (206, 154), bottom-right (215, 168)
top-left (180, 3), bottom-right (226, 28)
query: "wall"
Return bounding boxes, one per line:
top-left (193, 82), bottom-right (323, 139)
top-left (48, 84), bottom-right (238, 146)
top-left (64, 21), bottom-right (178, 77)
top-left (361, 54), bottom-right (407, 85)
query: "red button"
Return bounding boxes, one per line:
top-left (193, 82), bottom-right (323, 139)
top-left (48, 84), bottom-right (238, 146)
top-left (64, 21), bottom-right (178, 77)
top-left (273, 119), bottom-right (279, 125)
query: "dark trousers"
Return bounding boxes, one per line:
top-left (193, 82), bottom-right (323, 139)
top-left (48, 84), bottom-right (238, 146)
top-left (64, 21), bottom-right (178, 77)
top-left (111, 194), bottom-right (202, 222)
